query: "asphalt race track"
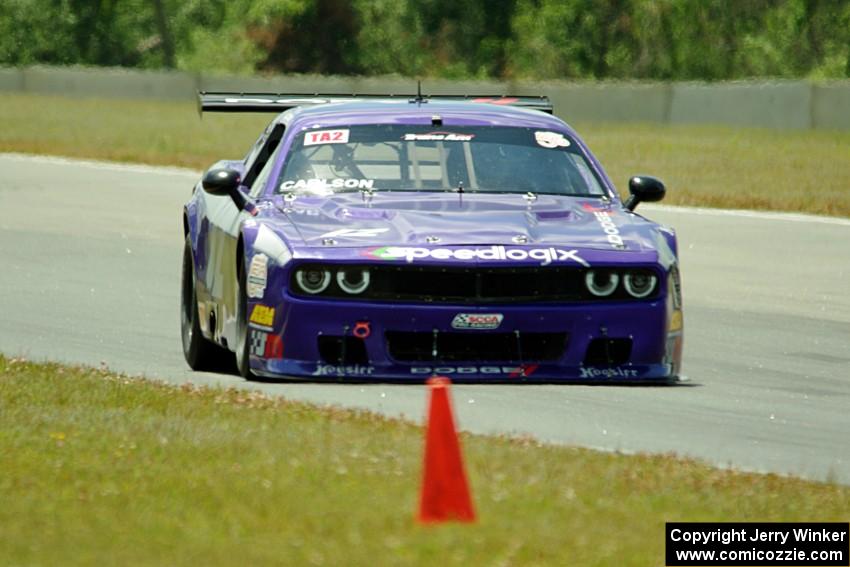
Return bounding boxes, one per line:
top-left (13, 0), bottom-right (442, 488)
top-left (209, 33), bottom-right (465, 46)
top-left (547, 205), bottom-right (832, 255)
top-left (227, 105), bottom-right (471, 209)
top-left (2, 153), bottom-right (849, 483)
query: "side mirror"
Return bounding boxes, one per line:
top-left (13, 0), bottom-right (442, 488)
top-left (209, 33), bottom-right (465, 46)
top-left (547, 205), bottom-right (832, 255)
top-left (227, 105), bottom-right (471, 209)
top-left (201, 168), bottom-right (251, 211)
top-left (202, 168), bottom-right (241, 196)
top-left (624, 175), bottom-right (665, 211)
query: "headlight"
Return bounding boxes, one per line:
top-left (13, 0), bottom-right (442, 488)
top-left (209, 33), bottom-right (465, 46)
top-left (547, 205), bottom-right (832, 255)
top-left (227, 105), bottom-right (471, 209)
top-left (336, 268), bottom-right (370, 294)
top-left (295, 268), bottom-right (332, 294)
top-left (585, 270), bottom-right (619, 297)
top-left (624, 271), bottom-right (657, 298)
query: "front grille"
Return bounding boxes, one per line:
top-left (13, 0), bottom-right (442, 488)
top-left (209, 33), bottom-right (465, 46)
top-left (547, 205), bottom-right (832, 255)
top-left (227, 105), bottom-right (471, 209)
top-left (318, 336), bottom-right (369, 365)
top-left (583, 338), bottom-right (632, 365)
top-left (291, 264), bottom-right (651, 303)
top-left (386, 331), bottom-right (568, 362)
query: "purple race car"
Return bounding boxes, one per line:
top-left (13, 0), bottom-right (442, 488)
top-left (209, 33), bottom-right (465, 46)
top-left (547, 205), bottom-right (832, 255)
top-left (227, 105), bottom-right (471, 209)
top-left (181, 91), bottom-right (683, 382)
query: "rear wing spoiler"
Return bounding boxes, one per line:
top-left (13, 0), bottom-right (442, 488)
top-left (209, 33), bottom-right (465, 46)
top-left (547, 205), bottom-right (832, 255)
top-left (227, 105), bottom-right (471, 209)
top-left (197, 92), bottom-right (553, 114)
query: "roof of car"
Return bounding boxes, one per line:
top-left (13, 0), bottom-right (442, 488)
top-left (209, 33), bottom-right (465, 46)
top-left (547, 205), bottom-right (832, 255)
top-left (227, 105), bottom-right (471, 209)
top-left (280, 101), bottom-right (574, 133)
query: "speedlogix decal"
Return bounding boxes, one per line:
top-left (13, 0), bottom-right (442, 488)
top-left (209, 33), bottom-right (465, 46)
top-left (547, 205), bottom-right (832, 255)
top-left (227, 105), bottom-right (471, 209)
top-left (363, 245), bottom-right (588, 267)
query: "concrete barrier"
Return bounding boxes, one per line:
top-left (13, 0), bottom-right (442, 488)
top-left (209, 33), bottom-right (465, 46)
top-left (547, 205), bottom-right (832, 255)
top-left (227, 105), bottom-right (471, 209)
top-left (812, 82), bottom-right (850, 131)
top-left (1, 65), bottom-right (849, 130)
top-left (21, 65), bottom-right (197, 100)
top-left (0, 67), bottom-right (24, 92)
top-left (542, 81), bottom-right (672, 124)
top-left (670, 81), bottom-right (813, 129)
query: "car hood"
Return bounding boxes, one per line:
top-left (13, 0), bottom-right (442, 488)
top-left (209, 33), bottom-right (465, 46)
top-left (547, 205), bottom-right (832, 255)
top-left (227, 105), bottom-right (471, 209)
top-left (257, 191), bottom-right (662, 253)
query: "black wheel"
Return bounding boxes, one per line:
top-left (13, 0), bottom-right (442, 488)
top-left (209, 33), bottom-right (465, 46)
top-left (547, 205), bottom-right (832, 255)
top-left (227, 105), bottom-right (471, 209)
top-left (235, 253), bottom-right (256, 380)
top-left (181, 235), bottom-right (231, 371)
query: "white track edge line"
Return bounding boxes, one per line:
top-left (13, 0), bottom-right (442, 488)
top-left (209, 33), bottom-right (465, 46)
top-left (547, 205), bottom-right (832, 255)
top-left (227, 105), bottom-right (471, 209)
top-left (0, 152), bottom-right (200, 177)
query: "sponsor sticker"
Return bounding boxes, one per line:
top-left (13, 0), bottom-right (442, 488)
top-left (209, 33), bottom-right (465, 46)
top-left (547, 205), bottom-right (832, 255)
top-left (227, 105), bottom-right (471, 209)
top-left (669, 310), bottom-right (683, 332)
top-left (535, 131), bottom-right (571, 149)
top-left (581, 202), bottom-right (607, 213)
top-left (363, 245), bottom-right (588, 267)
top-left (284, 207), bottom-right (321, 216)
top-left (280, 178), bottom-right (375, 191)
top-left (591, 210), bottom-right (625, 249)
top-left (249, 329), bottom-right (283, 358)
top-left (403, 132), bottom-right (474, 142)
top-left (410, 365), bottom-right (538, 377)
top-left (249, 304), bottom-right (275, 328)
top-left (303, 129), bottom-right (350, 146)
top-left (249, 330), bottom-right (267, 357)
top-left (247, 254), bottom-right (268, 299)
top-left (319, 228), bottom-right (389, 238)
top-left (451, 313), bottom-right (504, 330)
top-left (471, 97), bottom-right (519, 105)
top-left (579, 367), bottom-right (638, 379)
top-left (312, 364), bottom-right (375, 377)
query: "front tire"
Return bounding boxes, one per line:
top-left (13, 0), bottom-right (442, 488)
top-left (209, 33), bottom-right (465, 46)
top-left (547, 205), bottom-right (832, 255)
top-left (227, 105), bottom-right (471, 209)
top-left (181, 235), bottom-right (230, 371)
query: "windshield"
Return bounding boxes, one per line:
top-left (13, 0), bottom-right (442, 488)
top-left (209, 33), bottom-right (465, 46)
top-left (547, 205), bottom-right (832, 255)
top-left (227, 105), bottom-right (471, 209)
top-left (275, 125), bottom-right (605, 196)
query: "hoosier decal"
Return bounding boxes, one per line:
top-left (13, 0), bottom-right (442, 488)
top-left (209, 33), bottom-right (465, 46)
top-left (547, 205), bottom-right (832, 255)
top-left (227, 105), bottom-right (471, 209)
top-left (579, 367), bottom-right (638, 379)
top-left (312, 364), bottom-right (375, 377)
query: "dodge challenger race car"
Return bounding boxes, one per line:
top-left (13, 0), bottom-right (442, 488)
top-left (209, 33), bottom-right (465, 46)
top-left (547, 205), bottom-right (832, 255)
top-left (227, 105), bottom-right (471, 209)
top-left (181, 91), bottom-right (683, 382)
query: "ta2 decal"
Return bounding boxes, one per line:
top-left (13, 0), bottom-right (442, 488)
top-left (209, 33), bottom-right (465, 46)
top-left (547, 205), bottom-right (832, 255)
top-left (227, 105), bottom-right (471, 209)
top-left (303, 129), bottom-right (349, 146)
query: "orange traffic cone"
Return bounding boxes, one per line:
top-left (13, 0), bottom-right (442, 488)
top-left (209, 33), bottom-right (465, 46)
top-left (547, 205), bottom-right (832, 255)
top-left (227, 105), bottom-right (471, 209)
top-left (417, 376), bottom-right (476, 524)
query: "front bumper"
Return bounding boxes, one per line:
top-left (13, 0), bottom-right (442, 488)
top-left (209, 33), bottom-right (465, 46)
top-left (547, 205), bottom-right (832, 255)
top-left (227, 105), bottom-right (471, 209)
top-left (248, 294), bottom-right (682, 382)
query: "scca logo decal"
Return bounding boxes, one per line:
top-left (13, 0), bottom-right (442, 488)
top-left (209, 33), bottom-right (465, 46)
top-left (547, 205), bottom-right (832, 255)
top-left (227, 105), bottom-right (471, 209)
top-left (451, 313), bottom-right (503, 330)
top-left (363, 245), bottom-right (588, 267)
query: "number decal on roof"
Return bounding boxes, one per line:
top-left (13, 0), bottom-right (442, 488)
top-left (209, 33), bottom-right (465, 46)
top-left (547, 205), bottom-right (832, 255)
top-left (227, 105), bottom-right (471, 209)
top-left (534, 131), bottom-right (570, 149)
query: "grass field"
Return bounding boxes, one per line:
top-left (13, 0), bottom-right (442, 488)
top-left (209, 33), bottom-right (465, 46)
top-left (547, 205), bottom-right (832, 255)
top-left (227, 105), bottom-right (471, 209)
top-left (2, 356), bottom-right (848, 566)
top-left (1, 93), bottom-right (849, 217)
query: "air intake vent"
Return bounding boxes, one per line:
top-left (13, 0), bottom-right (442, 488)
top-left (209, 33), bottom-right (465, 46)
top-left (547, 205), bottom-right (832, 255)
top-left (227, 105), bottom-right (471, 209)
top-left (318, 336), bottom-right (369, 365)
top-left (386, 331), bottom-right (568, 363)
top-left (583, 338), bottom-right (632, 365)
